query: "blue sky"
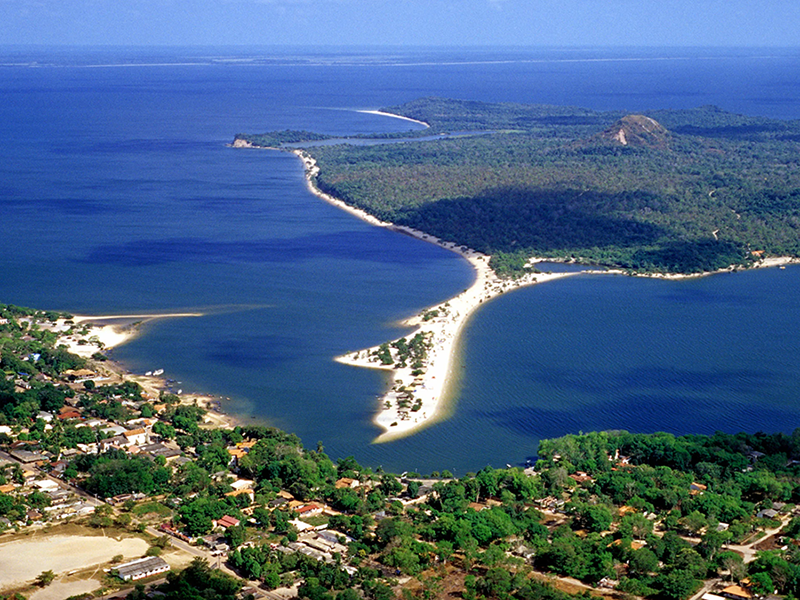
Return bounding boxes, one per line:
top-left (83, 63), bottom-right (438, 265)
top-left (1, 0), bottom-right (797, 47)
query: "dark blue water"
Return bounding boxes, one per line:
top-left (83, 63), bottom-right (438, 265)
top-left (2, 46), bottom-right (800, 473)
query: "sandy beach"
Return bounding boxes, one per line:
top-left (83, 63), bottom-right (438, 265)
top-left (336, 242), bottom-right (584, 442)
top-left (40, 312), bottom-right (240, 429)
top-left (356, 109), bottom-right (430, 129)
top-left (47, 313), bottom-right (203, 358)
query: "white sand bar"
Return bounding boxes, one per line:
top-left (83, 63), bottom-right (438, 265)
top-left (336, 244), bottom-right (582, 442)
top-left (290, 150), bottom-right (585, 441)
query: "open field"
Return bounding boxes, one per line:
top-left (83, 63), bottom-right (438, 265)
top-left (0, 529), bottom-right (148, 591)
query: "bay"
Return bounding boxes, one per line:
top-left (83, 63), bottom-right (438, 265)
top-left (2, 46), bottom-right (800, 473)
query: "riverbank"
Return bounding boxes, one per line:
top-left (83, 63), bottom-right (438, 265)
top-left (45, 313), bottom-right (240, 430)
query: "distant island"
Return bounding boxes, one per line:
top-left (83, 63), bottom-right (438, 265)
top-left (234, 98), bottom-right (800, 441)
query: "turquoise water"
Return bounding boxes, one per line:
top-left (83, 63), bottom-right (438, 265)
top-left (2, 47), bottom-right (800, 473)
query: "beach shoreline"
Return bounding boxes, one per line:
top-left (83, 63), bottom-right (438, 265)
top-left (355, 109), bottom-right (430, 129)
top-left (292, 148), bottom-right (594, 441)
top-left (45, 312), bottom-right (240, 430)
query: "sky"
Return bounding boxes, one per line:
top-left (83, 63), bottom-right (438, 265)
top-left (0, 0), bottom-right (798, 47)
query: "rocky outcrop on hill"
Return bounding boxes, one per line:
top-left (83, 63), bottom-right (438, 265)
top-left (599, 114), bottom-right (670, 148)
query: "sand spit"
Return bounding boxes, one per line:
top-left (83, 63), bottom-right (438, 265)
top-left (45, 312), bottom-right (203, 358)
top-left (356, 109), bottom-right (430, 129)
top-left (290, 149), bottom-right (587, 440)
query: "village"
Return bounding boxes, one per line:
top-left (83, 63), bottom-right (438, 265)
top-left (4, 306), bottom-right (800, 600)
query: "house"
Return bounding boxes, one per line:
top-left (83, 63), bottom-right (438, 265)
top-left (36, 411), bottom-right (54, 423)
top-left (268, 497), bottom-right (289, 509)
top-left (216, 515), bottom-right (240, 529)
top-left (26, 509), bottom-right (43, 521)
top-left (57, 406), bottom-right (82, 421)
top-left (139, 442), bottom-right (182, 461)
top-left (721, 586), bottom-right (753, 600)
top-left (114, 556), bottom-right (171, 581)
top-left (99, 435), bottom-right (127, 452)
top-left (9, 449), bottom-right (46, 464)
top-left (33, 479), bottom-right (59, 492)
top-left (226, 440), bottom-right (258, 465)
top-left (230, 478), bottom-right (255, 491)
top-left (757, 508), bottom-right (780, 519)
top-left (295, 503), bottom-right (324, 518)
top-left (690, 482), bottom-right (708, 496)
top-left (569, 472), bottom-right (594, 484)
top-left (335, 477), bottom-right (359, 489)
top-left (123, 428), bottom-right (148, 446)
top-left (289, 519), bottom-right (315, 532)
top-left (0, 483), bottom-right (16, 494)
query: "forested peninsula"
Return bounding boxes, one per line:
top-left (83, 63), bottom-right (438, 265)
top-left (236, 97), bottom-right (800, 275)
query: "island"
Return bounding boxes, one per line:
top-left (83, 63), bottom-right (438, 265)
top-left (234, 98), bottom-right (800, 440)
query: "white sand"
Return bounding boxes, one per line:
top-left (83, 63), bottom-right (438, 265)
top-left (0, 534), bottom-right (147, 589)
top-left (337, 244), bottom-right (583, 442)
top-left (46, 312), bottom-right (203, 357)
top-left (356, 109), bottom-right (430, 129)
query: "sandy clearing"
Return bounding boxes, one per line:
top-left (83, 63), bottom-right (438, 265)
top-left (27, 579), bottom-right (101, 600)
top-left (0, 534), bottom-right (148, 589)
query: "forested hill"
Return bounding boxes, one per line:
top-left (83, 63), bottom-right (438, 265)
top-left (237, 97), bottom-right (800, 274)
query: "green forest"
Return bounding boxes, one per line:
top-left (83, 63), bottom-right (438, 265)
top-left (239, 97), bottom-right (800, 274)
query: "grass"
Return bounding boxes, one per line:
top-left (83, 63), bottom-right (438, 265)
top-left (131, 502), bottom-right (172, 518)
top-left (301, 515), bottom-right (329, 528)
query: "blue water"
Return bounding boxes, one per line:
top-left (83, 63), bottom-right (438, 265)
top-left (2, 46), bottom-right (800, 473)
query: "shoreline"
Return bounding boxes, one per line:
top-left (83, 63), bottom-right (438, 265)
top-left (45, 312), bottom-right (241, 430)
top-left (292, 148), bottom-right (593, 442)
top-left (355, 109), bottom-right (430, 129)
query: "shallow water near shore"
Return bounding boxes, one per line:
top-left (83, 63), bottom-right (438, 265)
top-left (3, 46), bottom-right (800, 473)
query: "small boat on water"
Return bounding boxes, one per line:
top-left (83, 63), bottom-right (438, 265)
top-left (153, 369), bottom-right (164, 376)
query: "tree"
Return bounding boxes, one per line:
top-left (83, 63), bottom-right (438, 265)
top-left (628, 548), bottom-right (659, 576)
top-left (225, 523), bottom-right (247, 549)
top-left (658, 569), bottom-right (700, 600)
top-left (35, 570), bottom-right (56, 587)
top-left (749, 572), bottom-right (775, 596)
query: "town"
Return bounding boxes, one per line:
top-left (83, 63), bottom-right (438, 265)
top-left (3, 303), bottom-right (800, 600)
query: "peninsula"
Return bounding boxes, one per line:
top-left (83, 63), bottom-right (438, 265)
top-left (234, 97), bottom-right (800, 440)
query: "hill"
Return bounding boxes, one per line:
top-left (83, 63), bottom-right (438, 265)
top-left (596, 114), bottom-right (670, 148)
